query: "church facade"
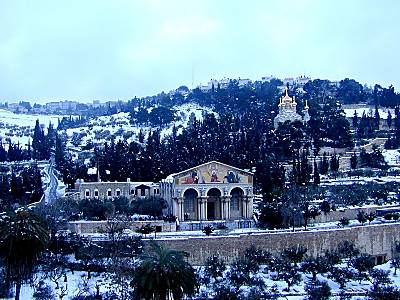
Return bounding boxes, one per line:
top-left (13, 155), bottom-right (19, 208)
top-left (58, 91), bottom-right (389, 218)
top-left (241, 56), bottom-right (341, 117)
top-left (274, 87), bottom-right (310, 128)
top-left (160, 161), bottom-right (254, 222)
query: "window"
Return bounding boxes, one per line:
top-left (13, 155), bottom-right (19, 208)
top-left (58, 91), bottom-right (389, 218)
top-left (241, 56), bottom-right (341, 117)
top-left (230, 196), bottom-right (239, 210)
top-left (116, 189), bottom-right (121, 197)
top-left (94, 189), bottom-right (99, 198)
top-left (85, 190), bottom-right (90, 198)
top-left (130, 189), bottom-right (135, 195)
top-left (184, 198), bottom-right (195, 212)
top-left (107, 189), bottom-right (112, 197)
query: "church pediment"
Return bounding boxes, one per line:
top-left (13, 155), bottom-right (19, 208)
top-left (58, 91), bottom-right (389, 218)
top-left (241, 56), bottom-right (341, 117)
top-left (172, 161), bottom-right (253, 185)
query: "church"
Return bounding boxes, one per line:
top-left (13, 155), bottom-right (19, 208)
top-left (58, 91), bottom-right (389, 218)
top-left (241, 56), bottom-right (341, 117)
top-left (274, 87), bottom-right (310, 128)
top-left (160, 161), bottom-right (254, 222)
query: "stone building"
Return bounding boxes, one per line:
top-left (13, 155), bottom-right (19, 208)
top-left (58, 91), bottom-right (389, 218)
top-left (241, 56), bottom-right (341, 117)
top-left (78, 180), bottom-right (160, 200)
top-left (274, 87), bottom-right (310, 128)
top-left (160, 161), bottom-right (254, 222)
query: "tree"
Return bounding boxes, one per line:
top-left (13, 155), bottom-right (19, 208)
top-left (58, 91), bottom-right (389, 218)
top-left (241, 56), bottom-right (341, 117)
top-left (387, 110), bottom-right (393, 128)
top-left (271, 257), bottom-right (301, 291)
top-left (328, 267), bottom-right (355, 289)
top-left (338, 217), bottom-right (350, 227)
top-left (203, 255), bottom-right (226, 282)
top-left (301, 256), bottom-right (329, 281)
top-left (369, 269), bottom-right (392, 286)
top-left (304, 280), bottom-right (331, 300)
top-left (33, 280), bottom-right (55, 300)
top-left (390, 258), bottom-right (400, 275)
top-left (281, 246), bottom-right (307, 267)
top-left (350, 152), bottom-right (358, 169)
top-left (337, 241), bottom-right (360, 259)
top-left (350, 254), bottom-right (375, 283)
top-left (352, 110), bottom-right (359, 128)
top-left (131, 242), bottom-right (197, 300)
top-left (368, 283), bottom-right (400, 300)
top-left (367, 212), bottom-right (376, 225)
top-left (357, 210), bottom-right (368, 225)
top-left (330, 153), bottom-right (340, 172)
top-left (0, 211), bottom-right (50, 300)
top-left (313, 160), bottom-right (320, 185)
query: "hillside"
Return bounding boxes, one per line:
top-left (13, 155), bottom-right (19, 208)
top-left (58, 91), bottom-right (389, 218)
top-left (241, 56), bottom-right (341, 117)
top-left (0, 103), bottom-right (215, 151)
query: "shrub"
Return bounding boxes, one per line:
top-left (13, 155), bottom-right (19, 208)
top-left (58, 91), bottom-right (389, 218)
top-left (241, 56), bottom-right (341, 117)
top-left (384, 213), bottom-right (393, 220)
top-left (204, 255), bottom-right (226, 280)
top-left (202, 225), bottom-right (214, 236)
top-left (338, 217), bottom-right (350, 227)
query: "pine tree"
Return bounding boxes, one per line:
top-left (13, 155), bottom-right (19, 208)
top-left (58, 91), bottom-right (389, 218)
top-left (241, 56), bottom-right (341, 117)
top-left (313, 160), bottom-right (320, 185)
top-left (352, 110), bottom-right (358, 128)
top-left (387, 110), bottom-right (392, 128)
top-left (350, 152), bottom-right (358, 169)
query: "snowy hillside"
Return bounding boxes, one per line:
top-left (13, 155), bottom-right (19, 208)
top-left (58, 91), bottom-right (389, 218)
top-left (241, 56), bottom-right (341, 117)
top-left (0, 103), bottom-right (216, 150)
top-left (343, 107), bottom-right (395, 119)
top-left (0, 109), bottom-right (63, 145)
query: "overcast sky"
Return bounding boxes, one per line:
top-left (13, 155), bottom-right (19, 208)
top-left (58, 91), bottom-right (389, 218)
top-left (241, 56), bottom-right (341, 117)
top-left (0, 0), bottom-right (399, 103)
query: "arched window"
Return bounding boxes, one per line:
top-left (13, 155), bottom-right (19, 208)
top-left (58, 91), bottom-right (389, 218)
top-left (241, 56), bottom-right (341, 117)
top-left (116, 188), bottom-right (121, 197)
top-left (85, 189), bottom-right (90, 198)
top-left (107, 189), bottom-right (112, 198)
top-left (230, 187), bottom-right (244, 211)
top-left (94, 189), bottom-right (99, 198)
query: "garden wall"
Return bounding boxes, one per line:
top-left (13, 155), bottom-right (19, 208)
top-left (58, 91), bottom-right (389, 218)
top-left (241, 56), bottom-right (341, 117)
top-left (68, 220), bottom-right (176, 234)
top-left (309, 205), bottom-right (383, 224)
top-left (154, 223), bottom-right (400, 265)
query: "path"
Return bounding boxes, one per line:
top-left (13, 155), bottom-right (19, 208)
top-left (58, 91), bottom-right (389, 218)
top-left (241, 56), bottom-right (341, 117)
top-left (45, 154), bottom-right (58, 204)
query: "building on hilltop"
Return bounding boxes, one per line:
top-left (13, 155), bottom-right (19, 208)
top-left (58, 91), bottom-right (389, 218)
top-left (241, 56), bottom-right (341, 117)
top-left (274, 87), bottom-right (310, 129)
top-left (160, 161), bottom-right (254, 222)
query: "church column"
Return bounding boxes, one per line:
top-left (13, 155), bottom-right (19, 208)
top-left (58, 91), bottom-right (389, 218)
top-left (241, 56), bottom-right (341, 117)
top-left (242, 196), bottom-right (248, 218)
top-left (177, 198), bottom-right (184, 221)
top-left (201, 197), bottom-right (208, 220)
top-left (197, 198), bottom-right (202, 221)
top-left (224, 195), bottom-right (231, 220)
top-left (247, 196), bottom-right (254, 219)
top-left (220, 198), bottom-right (225, 220)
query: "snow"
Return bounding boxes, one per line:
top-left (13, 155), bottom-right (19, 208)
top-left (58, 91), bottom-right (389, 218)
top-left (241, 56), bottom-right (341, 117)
top-left (0, 109), bottom-right (64, 145)
top-left (62, 102), bottom-right (216, 150)
top-left (0, 103), bottom-right (216, 151)
top-left (382, 149), bottom-right (400, 166)
top-left (343, 107), bottom-right (395, 119)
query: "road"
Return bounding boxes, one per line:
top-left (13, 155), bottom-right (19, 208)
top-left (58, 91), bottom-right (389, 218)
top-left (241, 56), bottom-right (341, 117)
top-left (45, 155), bottom-right (58, 204)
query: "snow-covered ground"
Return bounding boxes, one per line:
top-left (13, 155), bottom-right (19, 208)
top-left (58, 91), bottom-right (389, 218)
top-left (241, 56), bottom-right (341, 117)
top-left (0, 109), bottom-right (64, 145)
top-left (0, 103), bottom-right (216, 150)
top-left (8, 255), bottom-right (399, 299)
top-left (62, 102), bottom-right (215, 148)
top-left (343, 107), bottom-right (395, 119)
top-left (382, 149), bottom-right (400, 166)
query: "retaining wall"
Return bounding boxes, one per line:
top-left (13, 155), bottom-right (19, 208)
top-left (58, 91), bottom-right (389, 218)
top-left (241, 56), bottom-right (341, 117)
top-left (153, 223), bottom-right (400, 265)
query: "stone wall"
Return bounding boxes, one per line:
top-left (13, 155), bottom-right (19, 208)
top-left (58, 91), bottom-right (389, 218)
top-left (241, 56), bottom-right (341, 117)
top-left (153, 223), bottom-right (400, 265)
top-left (309, 205), bottom-right (384, 224)
top-left (68, 220), bottom-right (176, 234)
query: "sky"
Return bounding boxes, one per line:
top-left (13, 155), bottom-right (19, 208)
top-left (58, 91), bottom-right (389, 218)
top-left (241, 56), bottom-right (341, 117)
top-left (0, 0), bottom-right (399, 104)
